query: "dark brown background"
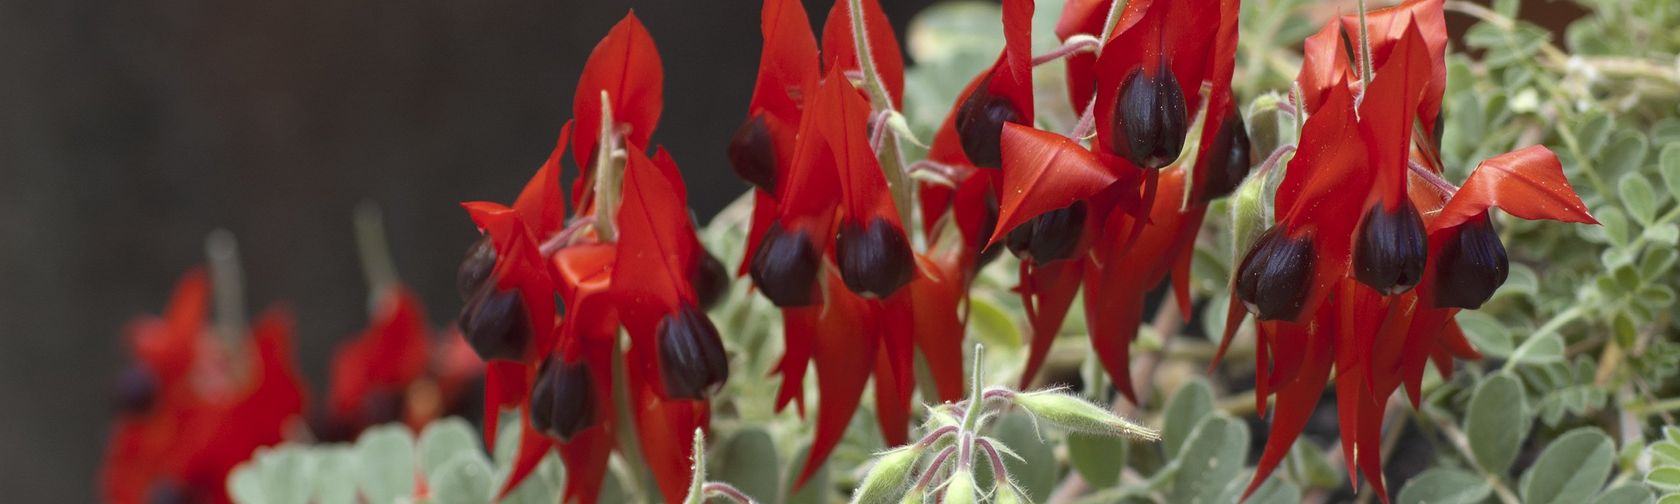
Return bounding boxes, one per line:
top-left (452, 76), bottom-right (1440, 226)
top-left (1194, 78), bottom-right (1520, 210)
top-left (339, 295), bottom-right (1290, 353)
top-left (0, 0), bottom-right (934, 500)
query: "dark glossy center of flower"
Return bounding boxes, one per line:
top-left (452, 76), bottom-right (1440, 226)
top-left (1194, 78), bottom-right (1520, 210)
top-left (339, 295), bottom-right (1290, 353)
top-left (1353, 201), bottom-right (1429, 295)
top-left (728, 114), bottom-right (779, 194)
top-left (955, 85), bottom-right (1024, 169)
top-left (836, 216), bottom-right (916, 298)
top-left (1201, 109), bottom-right (1253, 201)
top-left (655, 304), bottom-right (729, 400)
top-left (1005, 200), bottom-right (1088, 264)
top-left (530, 356), bottom-right (596, 440)
top-left (1111, 60), bottom-right (1189, 170)
top-left (459, 288), bottom-right (531, 361)
top-left (1235, 226), bottom-right (1317, 321)
top-left (749, 222), bottom-right (820, 307)
top-left (1433, 215), bottom-right (1509, 309)
top-left (690, 247), bottom-right (730, 311)
top-left (457, 236), bottom-right (497, 301)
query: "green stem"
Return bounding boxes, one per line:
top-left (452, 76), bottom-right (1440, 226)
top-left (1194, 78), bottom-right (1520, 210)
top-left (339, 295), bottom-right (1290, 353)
top-left (353, 201), bottom-right (399, 305)
top-left (845, 0), bottom-right (913, 228)
top-left (960, 344), bottom-right (986, 433)
top-left (609, 333), bottom-right (655, 501)
top-left (1355, 0), bottom-right (1375, 92)
top-left (205, 229), bottom-right (248, 346)
top-left (594, 91), bottom-right (622, 242)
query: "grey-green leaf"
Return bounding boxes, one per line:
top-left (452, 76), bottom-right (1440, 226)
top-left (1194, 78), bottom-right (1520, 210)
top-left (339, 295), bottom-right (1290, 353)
top-left (1520, 427), bottom-right (1614, 504)
top-left (1620, 174), bottom-right (1659, 225)
top-left (1066, 432), bottom-right (1128, 489)
top-left (354, 425), bottom-right (417, 503)
top-left (993, 411), bottom-right (1057, 502)
top-left (713, 428), bottom-right (782, 504)
top-left (1466, 374), bottom-right (1529, 474)
top-left (1168, 416), bottom-right (1249, 504)
top-left (1397, 468), bottom-right (1492, 504)
top-left (1660, 143), bottom-right (1680, 198)
top-left (419, 417), bottom-right (481, 477)
top-left (429, 452), bottom-right (494, 504)
top-left (1162, 378), bottom-right (1216, 459)
top-left (1593, 483), bottom-right (1655, 504)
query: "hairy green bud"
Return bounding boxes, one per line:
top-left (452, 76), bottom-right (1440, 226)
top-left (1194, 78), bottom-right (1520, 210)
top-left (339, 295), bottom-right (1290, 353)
top-left (1011, 391), bottom-right (1161, 441)
top-left (851, 446), bottom-right (924, 504)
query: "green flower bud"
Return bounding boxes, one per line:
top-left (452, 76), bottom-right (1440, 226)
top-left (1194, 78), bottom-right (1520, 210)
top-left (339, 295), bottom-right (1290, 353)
top-left (942, 469), bottom-right (977, 504)
top-left (1011, 391), bottom-right (1161, 441)
top-left (1230, 172), bottom-right (1270, 277)
top-left (851, 446), bottom-right (924, 504)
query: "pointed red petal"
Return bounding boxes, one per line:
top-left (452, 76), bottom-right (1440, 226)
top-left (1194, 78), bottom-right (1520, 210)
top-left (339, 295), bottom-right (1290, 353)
top-left (991, 123), bottom-right (1119, 246)
top-left (750, 0), bottom-right (820, 124)
top-left (571, 12), bottom-right (664, 170)
top-left (556, 428), bottom-right (614, 504)
top-left (612, 146), bottom-right (701, 323)
top-left (627, 356), bottom-right (709, 504)
top-left (1344, 0), bottom-right (1448, 134)
top-left (1016, 260), bottom-right (1084, 389)
top-left (816, 74), bottom-right (901, 227)
top-left (515, 121), bottom-right (572, 238)
top-left (1356, 18), bottom-right (1431, 206)
top-left (1297, 21), bottom-right (1352, 115)
top-left (1243, 315), bottom-right (1332, 500)
top-left (774, 306), bottom-right (819, 415)
top-left (796, 274), bottom-right (877, 488)
top-left (1433, 145), bottom-right (1597, 230)
top-left (481, 361), bottom-right (531, 448)
top-left (820, 0), bottom-right (904, 108)
top-left (910, 251), bottom-right (969, 402)
top-left (496, 414), bottom-right (557, 501)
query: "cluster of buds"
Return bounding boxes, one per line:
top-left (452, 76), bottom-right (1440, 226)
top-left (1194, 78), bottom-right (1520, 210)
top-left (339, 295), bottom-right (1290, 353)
top-left (452, 12), bottom-right (733, 504)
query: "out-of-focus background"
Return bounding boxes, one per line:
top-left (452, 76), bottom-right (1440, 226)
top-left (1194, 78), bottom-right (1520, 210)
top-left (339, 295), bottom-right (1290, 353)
top-left (0, 0), bottom-right (935, 500)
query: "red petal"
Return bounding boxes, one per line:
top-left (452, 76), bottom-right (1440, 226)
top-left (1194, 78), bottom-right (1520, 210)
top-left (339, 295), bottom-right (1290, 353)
top-left (774, 306), bottom-right (819, 415)
top-left (481, 360), bottom-right (531, 448)
top-left (626, 345), bottom-right (710, 504)
top-left (817, 73), bottom-right (901, 227)
top-left (327, 287), bottom-right (430, 426)
top-left (796, 273), bottom-right (877, 488)
top-left (571, 12), bottom-right (664, 172)
top-left (1433, 145), bottom-right (1597, 230)
top-left (1015, 259), bottom-right (1084, 389)
top-left (1356, 18), bottom-right (1432, 207)
top-left (991, 123), bottom-right (1119, 246)
top-left (1091, 0), bottom-right (1220, 162)
top-left (1344, 0), bottom-right (1448, 135)
top-left (750, 0), bottom-right (820, 125)
top-left (131, 268), bottom-right (210, 387)
top-left (612, 146), bottom-right (700, 324)
top-left (556, 428), bottom-right (614, 504)
top-left (1242, 314), bottom-right (1332, 500)
top-left (515, 122), bottom-right (572, 238)
top-left (496, 413), bottom-right (557, 501)
top-left (463, 202), bottom-right (561, 360)
top-left (1297, 21), bottom-right (1352, 115)
top-left (910, 251), bottom-right (969, 402)
top-left (820, 0), bottom-right (904, 108)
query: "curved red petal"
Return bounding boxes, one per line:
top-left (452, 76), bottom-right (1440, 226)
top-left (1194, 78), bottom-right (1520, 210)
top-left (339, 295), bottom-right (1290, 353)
top-left (515, 122), bottom-right (572, 238)
top-left (571, 12), bottom-right (664, 170)
top-left (991, 123), bottom-right (1119, 246)
top-left (612, 145), bottom-right (700, 324)
top-left (1015, 259), bottom-right (1084, 389)
top-left (1356, 18), bottom-right (1431, 207)
top-left (1344, 0), bottom-right (1448, 134)
top-left (1297, 21), bottom-right (1352, 115)
top-left (1242, 315), bottom-right (1332, 500)
top-left (496, 413), bottom-right (558, 501)
top-left (910, 251), bottom-right (969, 402)
top-left (796, 273), bottom-right (877, 488)
top-left (1433, 145), bottom-right (1597, 230)
top-left (820, 0), bottom-right (904, 108)
top-left (750, 0), bottom-right (820, 125)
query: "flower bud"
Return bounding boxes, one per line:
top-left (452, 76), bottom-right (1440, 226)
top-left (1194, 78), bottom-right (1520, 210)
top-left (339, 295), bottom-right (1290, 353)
top-left (113, 364), bottom-right (157, 415)
top-left (836, 217), bottom-right (916, 298)
top-left (1010, 390), bottom-right (1160, 440)
top-left (749, 222), bottom-right (821, 307)
top-left (728, 114), bottom-right (778, 193)
top-left (529, 356), bottom-right (596, 441)
top-left (457, 236), bottom-right (497, 301)
top-left (656, 304), bottom-right (729, 400)
top-left (1353, 201), bottom-right (1428, 295)
top-left (1110, 60), bottom-right (1188, 170)
top-left (691, 247), bottom-right (730, 310)
top-left (459, 288), bottom-right (531, 361)
top-left (1433, 215), bottom-right (1509, 309)
top-left (1201, 109), bottom-right (1253, 201)
top-left (941, 468), bottom-right (978, 504)
top-left (955, 85), bottom-right (1024, 169)
top-left (1234, 227), bottom-right (1316, 322)
top-left (851, 446), bottom-right (923, 504)
top-left (1005, 201), bottom-right (1087, 264)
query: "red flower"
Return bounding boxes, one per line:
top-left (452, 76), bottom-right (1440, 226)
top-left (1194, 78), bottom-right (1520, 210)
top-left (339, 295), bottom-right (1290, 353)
top-left (460, 12), bottom-right (730, 504)
top-left (1220, 9), bottom-right (1596, 501)
top-left (991, 0), bottom-right (1241, 403)
top-left (323, 286), bottom-right (485, 440)
top-left (102, 269), bottom-right (308, 504)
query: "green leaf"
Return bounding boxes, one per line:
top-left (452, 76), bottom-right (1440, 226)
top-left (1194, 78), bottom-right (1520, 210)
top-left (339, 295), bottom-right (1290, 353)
top-left (713, 428), bottom-right (781, 504)
top-left (1283, 440), bottom-right (1342, 489)
top-left (1648, 440), bottom-right (1680, 466)
top-left (311, 447), bottom-right (359, 504)
top-left (1660, 143), bottom-right (1680, 198)
top-left (1396, 468), bottom-right (1492, 504)
top-left (1239, 474), bottom-right (1302, 504)
top-left (992, 411), bottom-right (1058, 502)
top-left (1161, 378), bottom-right (1216, 459)
top-left (354, 425), bottom-right (417, 503)
top-left (1648, 467), bottom-right (1680, 493)
top-left (1597, 207), bottom-right (1631, 246)
top-left (1509, 333), bottom-right (1566, 365)
top-left (1466, 374), bottom-right (1529, 474)
top-left (1660, 493), bottom-right (1680, 504)
top-left (1067, 432), bottom-right (1128, 489)
top-left (970, 296), bottom-right (1023, 349)
top-left (1645, 224), bottom-right (1680, 246)
top-left (429, 453), bottom-right (494, 504)
top-left (786, 444), bottom-right (831, 504)
top-left (1593, 483), bottom-right (1655, 504)
top-left (1168, 416), bottom-right (1249, 504)
top-left (1621, 174), bottom-right (1659, 225)
top-left (1520, 427), bottom-right (1615, 504)
top-left (1579, 112), bottom-right (1615, 157)
top-left (1457, 311), bottom-right (1514, 358)
top-left (1604, 132), bottom-right (1649, 179)
top-left (418, 417), bottom-right (481, 477)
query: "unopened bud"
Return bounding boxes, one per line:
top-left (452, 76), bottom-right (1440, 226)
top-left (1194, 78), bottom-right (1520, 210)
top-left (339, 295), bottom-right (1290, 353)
top-left (1010, 391), bottom-right (1160, 441)
top-left (851, 446), bottom-right (924, 504)
top-left (942, 469), bottom-right (978, 504)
